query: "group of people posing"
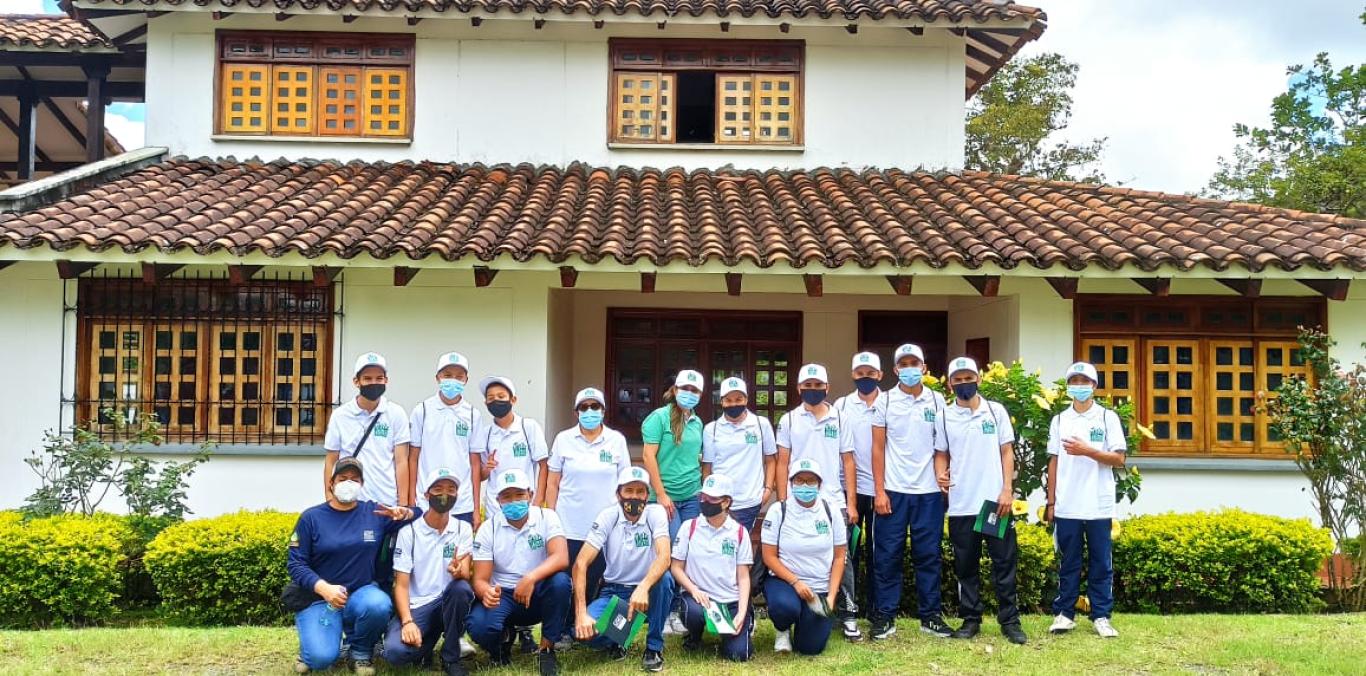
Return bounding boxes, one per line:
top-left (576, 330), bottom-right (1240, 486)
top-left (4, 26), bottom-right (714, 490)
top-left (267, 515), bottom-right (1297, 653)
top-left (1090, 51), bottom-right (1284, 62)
top-left (287, 347), bottom-right (1126, 676)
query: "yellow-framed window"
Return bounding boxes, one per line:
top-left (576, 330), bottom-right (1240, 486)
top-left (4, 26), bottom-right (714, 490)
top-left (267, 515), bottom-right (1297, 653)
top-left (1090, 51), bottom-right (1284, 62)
top-left (363, 68), bottom-right (408, 137)
top-left (270, 65), bottom-right (315, 135)
top-left (613, 72), bottom-right (674, 143)
top-left (318, 67), bottom-right (362, 136)
top-left (220, 64), bottom-right (270, 134)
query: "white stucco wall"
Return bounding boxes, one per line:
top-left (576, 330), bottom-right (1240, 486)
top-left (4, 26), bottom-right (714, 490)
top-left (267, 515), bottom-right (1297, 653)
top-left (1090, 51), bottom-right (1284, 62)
top-left (0, 263), bottom-right (69, 511)
top-left (143, 13), bottom-right (966, 171)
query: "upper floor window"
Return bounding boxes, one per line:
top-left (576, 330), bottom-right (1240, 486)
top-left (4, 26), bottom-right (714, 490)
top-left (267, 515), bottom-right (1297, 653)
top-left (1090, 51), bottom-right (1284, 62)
top-left (216, 31), bottom-right (414, 139)
top-left (609, 39), bottom-right (803, 146)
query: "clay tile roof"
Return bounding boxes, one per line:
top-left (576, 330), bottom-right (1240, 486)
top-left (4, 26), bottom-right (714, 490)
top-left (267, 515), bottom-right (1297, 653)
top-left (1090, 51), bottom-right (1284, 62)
top-left (3, 158), bottom-right (1362, 272)
top-left (0, 15), bottom-right (113, 50)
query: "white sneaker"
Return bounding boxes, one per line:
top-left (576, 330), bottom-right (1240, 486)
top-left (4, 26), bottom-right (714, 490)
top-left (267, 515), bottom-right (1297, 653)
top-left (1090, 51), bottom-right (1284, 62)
top-left (774, 629), bottom-right (792, 653)
top-left (841, 618), bottom-right (864, 641)
top-left (1094, 617), bottom-right (1119, 638)
top-left (1049, 614), bottom-right (1076, 634)
top-left (459, 637), bottom-right (476, 657)
top-left (664, 612), bottom-right (688, 636)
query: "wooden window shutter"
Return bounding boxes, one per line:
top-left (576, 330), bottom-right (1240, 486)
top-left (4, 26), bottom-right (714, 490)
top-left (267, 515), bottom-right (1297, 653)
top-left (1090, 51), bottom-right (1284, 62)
top-left (1080, 338), bottom-right (1136, 407)
top-left (318, 67), bottom-right (362, 136)
top-left (613, 72), bottom-right (673, 142)
top-left (754, 74), bottom-right (797, 143)
top-left (270, 65), bottom-right (315, 135)
top-left (1207, 339), bottom-right (1258, 452)
top-left (362, 67), bottom-right (408, 137)
top-left (220, 64), bottom-right (270, 134)
top-left (716, 74), bottom-right (753, 144)
top-left (1255, 340), bottom-right (1310, 451)
top-left (1143, 338), bottom-right (1203, 452)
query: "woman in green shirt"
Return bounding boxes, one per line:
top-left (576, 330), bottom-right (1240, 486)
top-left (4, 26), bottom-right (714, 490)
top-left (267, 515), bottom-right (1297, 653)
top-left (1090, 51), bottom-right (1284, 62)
top-left (641, 369), bottom-right (706, 539)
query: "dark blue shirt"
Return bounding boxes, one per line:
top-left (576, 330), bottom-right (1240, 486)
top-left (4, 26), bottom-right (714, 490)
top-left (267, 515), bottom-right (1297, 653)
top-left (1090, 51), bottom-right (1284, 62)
top-left (287, 500), bottom-right (421, 593)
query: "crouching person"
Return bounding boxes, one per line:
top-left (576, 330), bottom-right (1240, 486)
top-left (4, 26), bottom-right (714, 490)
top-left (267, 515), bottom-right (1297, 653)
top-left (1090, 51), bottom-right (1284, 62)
top-left (762, 459), bottom-right (846, 656)
top-left (670, 474), bottom-right (754, 662)
top-left (467, 469), bottom-right (571, 676)
top-left (287, 458), bottom-right (421, 675)
top-left (574, 466), bottom-right (675, 672)
top-left (383, 468), bottom-right (476, 675)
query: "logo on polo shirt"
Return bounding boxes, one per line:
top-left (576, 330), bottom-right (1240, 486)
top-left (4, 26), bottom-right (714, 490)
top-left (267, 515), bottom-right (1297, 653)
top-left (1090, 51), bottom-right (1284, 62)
top-left (472, 541), bottom-right (483, 552)
top-left (824, 424), bottom-right (838, 439)
top-left (289, 531), bottom-right (300, 548)
top-left (505, 473), bottom-right (516, 484)
top-left (982, 421), bottom-right (996, 435)
top-left (363, 530), bottom-right (377, 543)
top-left (633, 532), bottom-right (650, 548)
top-left (720, 538), bottom-right (736, 556)
top-left (456, 420), bottom-right (470, 437)
top-left (374, 423), bottom-right (390, 439)
top-left (443, 542), bottom-right (456, 559)
top-left (513, 442), bottom-right (529, 458)
top-left (527, 534), bottom-right (545, 551)
top-left (599, 449), bottom-right (614, 464)
top-left (1090, 427), bottom-right (1105, 443)
top-left (923, 409), bottom-right (936, 422)
top-left (745, 432), bottom-right (759, 444)
top-left (815, 520), bottom-right (830, 535)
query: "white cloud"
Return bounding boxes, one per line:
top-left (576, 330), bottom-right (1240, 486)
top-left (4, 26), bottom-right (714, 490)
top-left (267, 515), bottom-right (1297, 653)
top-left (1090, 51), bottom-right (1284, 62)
top-left (103, 110), bottom-right (145, 150)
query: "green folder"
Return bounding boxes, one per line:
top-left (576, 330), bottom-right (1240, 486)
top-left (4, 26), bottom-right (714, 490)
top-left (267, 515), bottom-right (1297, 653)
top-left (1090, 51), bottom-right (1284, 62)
top-left (594, 595), bottom-right (646, 648)
top-left (703, 600), bottom-right (738, 635)
top-left (973, 500), bottom-right (1011, 539)
top-left (850, 524), bottom-right (862, 549)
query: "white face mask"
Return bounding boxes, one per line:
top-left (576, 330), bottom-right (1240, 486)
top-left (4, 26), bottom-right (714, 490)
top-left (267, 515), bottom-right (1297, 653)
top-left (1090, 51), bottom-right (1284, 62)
top-left (333, 480), bottom-right (362, 503)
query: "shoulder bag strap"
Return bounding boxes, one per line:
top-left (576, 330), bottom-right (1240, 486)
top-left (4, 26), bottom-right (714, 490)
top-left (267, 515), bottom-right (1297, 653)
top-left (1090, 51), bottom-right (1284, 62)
top-left (353, 411), bottom-right (383, 456)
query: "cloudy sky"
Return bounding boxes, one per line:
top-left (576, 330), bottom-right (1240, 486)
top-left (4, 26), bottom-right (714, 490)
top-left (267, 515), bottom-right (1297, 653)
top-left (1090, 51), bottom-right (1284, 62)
top-left (3, 0), bottom-right (1363, 194)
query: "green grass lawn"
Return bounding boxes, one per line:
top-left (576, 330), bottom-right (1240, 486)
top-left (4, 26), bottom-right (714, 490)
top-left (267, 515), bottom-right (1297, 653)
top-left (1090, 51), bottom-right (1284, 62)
top-left (2, 614), bottom-right (1363, 675)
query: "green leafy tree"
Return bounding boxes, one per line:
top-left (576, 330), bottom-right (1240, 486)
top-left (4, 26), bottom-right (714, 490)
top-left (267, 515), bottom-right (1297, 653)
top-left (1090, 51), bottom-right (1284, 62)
top-left (965, 52), bottom-right (1108, 182)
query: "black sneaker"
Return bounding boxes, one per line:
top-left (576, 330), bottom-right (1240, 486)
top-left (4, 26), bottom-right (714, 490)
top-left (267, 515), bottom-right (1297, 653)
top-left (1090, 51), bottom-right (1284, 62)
top-left (607, 646), bottom-right (627, 661)
top-left (951, 620), bottom-right (981, 639)
top-left (682, 634), bottom-right (702, 652)
top-left (494, 630), bottom-right (514, 666)
top-left (870, 615), bottom-right (896, 640)
top-left (518, 626), bottom-right (538, 654)
top-left (350, 658), bottom-right (376, 676)
top-left (443, 660), bottom-right (470, 676)
top-left (538, 648), bottom-right (560, 676)
top-left (1002, 623), bottom-right (1028, 645)
top-left (642, 649), bottom-right (664, 672)
top-left (920, 616), bottom-right (953, 638)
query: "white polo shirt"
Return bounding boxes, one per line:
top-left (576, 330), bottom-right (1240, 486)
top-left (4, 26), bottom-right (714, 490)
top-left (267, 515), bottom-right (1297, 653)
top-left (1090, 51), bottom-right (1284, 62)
top-left (832, 393), bottom-right (887, 497)
top-left (472, 506), bottom-right (565, 590)
top-left (393, 516), bottom-right (474, 609)
top-left (410, 394), bottom-right (480, 514)
top-left (776, 404), bottom-right (855, 505)
top-left (1048, 404), bottom-right (1127, 520)
top-left (325, 397), bottom-right (412, 505)
top-left (760, 497), bottom-right (846, 594)
top-left (585, 503), bottom-right (670, 586)
top-left (548, 426), bottom-right (633, 540)
top-left (473, 415), bottom-right (550, 515)
top-left (701, 412), bottom-right (777, 509)
top-left (671, 515), bottom-right (753, 604)
top-left (935, 397), bottom-right (1015, 517)
top-left (883, 385), bottom-right (948, 495)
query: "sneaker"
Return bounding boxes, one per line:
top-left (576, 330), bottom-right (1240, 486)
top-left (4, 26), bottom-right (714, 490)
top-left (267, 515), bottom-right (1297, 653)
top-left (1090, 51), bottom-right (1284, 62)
top-left (870, 616), bottom-right (896, 640)
top-left (1094, 617), bottom-right (1119, 638)
top-left (642, 649), bottom-right (664, 672)
top-left (606, 646), bottom-right (626, 661)
top-left (459, 637), bottom-right (476, 657)
top-left (495, 630), bottom-right (514, 666)
top-left (950, 620), bottom-right (981, 639)
top-left (443, 660), bottom-right (470, 676)
top-left (293, 659), bottom-right (310, 674)
top-left (920, 616), bottom-right (952, 638)
top-left (841, 618), bottom-right (865, 642)
top-left (1049, 613), bottom-right (1077, 634)
top-left (1002, 623), bottom-right (1028, 645)
top-left (774, 629), bottom-right (792, 653)
top-left (518, 626), bottom-right (538, 654)
top-left (553, 635), bottom-right (575, 652)
top-left (538, 648), bottom-right (560, 676)
top-left (350, 658), bottom-right (376, 676)
top-left (665, 612), bottom-right (688, 636)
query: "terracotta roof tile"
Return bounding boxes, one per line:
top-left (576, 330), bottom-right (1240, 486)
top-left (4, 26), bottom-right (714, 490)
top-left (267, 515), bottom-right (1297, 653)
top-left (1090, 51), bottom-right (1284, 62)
top-left (0, 15), bottom-right (112, 50)
top-left (2, 158), bottom-right (1363, 272)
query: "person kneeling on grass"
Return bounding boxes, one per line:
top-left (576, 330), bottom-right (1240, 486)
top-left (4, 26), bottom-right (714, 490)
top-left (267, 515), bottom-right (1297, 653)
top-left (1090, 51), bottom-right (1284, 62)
top-left (573, 466), bottom-right (675, 672)
top-left (669, 474), bottom-right (754, 661)
top-left (761, 458), bottom-right (847, 656)
top-left (287, 457), bottom-right (421, 675)
top-left (467, 469), bottom-right (571, 676)
top-left (383, 468), bottom-right (477, 675)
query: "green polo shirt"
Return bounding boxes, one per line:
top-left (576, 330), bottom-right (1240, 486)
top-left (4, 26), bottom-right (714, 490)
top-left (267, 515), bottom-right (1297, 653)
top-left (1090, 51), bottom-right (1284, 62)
top-left (640, 405), bottom-right (704, 501)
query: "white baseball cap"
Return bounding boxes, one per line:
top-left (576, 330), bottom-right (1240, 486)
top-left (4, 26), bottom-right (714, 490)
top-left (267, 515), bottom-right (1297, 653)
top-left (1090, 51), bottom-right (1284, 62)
top-left (496, 468), bottom-right (532, 493)
top-left (424, 467), bottom-right (460, 492)
top-left (798, 363), bottom-right (829, 385)
top-left (435, 352), bottom-right (470, 374)
top-left (894, 343), bottom-right (926, 364)
top-left (789, 457), bottom-right (824, 481)
top-left (699, 473), bottom-right (734, 498)
top-left (574, 387), bottom-right (606, 408)
top-left (851, 352), bottom-right (882, 371)
top-left (353, 352), bottom-right (387, 377)
top-left (479, 375), bottom-right (517, 398)
top-left (1065, 362), bottom-right (1100, 385)
top-left (719, 377), bottom-right (747, 397)
top-left (674, 369), bottom-right (705, 390)
top-left (617, 466), bottom-right (651, 488)
top-left (947, 356), bottom-right (980, 378)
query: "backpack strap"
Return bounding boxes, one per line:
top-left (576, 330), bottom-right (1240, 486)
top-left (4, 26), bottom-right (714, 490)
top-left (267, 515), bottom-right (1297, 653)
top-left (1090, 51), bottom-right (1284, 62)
top-left (352, 411), bottom-right (383, 456)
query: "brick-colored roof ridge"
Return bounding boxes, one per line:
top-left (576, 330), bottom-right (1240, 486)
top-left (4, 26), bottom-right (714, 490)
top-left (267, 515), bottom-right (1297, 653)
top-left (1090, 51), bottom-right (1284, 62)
top-left (0, 14), bottom-right (112, 49)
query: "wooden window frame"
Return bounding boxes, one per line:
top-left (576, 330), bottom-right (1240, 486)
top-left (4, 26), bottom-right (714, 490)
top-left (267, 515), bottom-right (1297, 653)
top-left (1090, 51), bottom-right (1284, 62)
top-left (216, 30), bottom-right (414, 139)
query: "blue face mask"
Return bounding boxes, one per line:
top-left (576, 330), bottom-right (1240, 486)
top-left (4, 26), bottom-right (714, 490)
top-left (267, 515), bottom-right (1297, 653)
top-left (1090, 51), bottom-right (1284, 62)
top-left (792, 484), bottom-right (821, 503)
top-left (439, 378), bottom-right (465, 399)
top-left (854, 377), bottom-right (880, 395)
top-left (952, 382), bottom-right (979, 402)
top-left (501, 499), bottom-right (530, 521)
top-left (578, 409), bottom-right (604, 430)
top-left (675, 390), bottom-right (700, 410)
top-left (898, 367), bottom-right (923, 387)
top-left (1068, 384), bottom-right (1095, 402)
top-left (800, 389), bottom-right (827, 406)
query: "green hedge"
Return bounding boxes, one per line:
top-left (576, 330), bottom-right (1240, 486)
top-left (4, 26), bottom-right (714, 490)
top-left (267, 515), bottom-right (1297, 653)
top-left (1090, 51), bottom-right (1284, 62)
top-left (144, 510), bottom-right (297, 625)
top-left (0, 513), bottom-right (136, 627)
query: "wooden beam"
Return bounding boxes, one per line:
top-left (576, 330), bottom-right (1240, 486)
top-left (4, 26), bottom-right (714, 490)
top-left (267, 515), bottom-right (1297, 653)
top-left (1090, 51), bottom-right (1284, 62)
top-left (845, 24), bottom-right (858, 34)
top-left (803, 274), bottom-right (823, 298)
top-left (41, 96), bottom-right (89, 150)
top-left (275, 12), bottom-right (293, 21)
top-left (228, 265), bottom-right (262, 285)
top-left (533, 18), bottom-right (545, 29)
top-left (657, 21), bottom-right (667, 30)
top-left (1218, 278), bottom-right (1262, 298)
top-left (720, 21), bottom-right (730, 32)
top-left (725, 272), bottom-right (742, 296)
top-left (212, 11), bottom-right (232, 20)
top-left (112, 23), bottom-right (148, 47)
top-left (473, 266), bottom-right (498, 287)
top-left (949, 27), bottom-right (966, 36)
top-left (1045, 276), bottom-right (1079, 299)
top-left (140, 262), bottom-right (183, 284)
top-left (558, 266), bottom-right (578, 288)
top-left (394, 266), bottom-right (420, 286)
top-left (311, 266), bottom-right (340, 287)
top-left (145, 11), bottom-right (167, 18)
top-left (83, 64), bottom-right (111, 163)
top-left (55, 261), bottom-right (98, 279)
top-left (0, 261), bottom-right (16, 273)
top-left (593, 19), bottom-right (603, 29)
top-left (0, 80), bottom-right (144, 99)
top-left (640, 271), bottom-right (656, 293)
top-left (1297, 278), bottom-right (1351, 301)
top-left (779, 22), bottom-right (790, 33)
top-left (907, 26), bottom-right (924, 35)
top-left (1134, 278), bottom-right (1171, 296)
top-left (885, 274), bottom-right (913, 296)
top-left (15, 83), bottom-right (37, 180)
top-left (472, 17), bottom-right (483, 27)
top-left (963, 275), bottom-right (1000, 297)
top-left (342, 14), bottom-right (358, 23)
top-left (407, 17), bottom-right (422, 26)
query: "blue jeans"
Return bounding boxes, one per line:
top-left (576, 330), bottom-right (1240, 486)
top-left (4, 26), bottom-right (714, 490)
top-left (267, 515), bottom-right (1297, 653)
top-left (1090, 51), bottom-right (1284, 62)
top-left (729, 505), bottom-right (761, 533)
top-left (382, 579), bottom-right (474, 667)
top-left (1052, 517), bottom-right (1114, 620)
top-left (585, 577), bottom-right (676, 652)
top-left (467, 572), bottom-right (572, 655)
top-left (664, 497), bottom-right (702, 540)
top-left (872, 490), bottom-right (945, 620)
top-left (295, 583), bottom-right (391, 669)
top-left (680, 592), bottom-right (752, 661)
top-left (764, 577), bottom-right (834, 656)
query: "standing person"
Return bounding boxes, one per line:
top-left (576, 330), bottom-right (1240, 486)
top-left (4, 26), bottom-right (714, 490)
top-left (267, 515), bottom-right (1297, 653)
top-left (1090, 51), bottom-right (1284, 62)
top-left (669, 474), bottom-right (754, 662)
top-left (545, 387), bottom-right (633, 637)
top-left (775, 363), bottom-right (861, 642)
top-left (572, 467), bottom-right (675, 672)
top-left (1046, 362), bottom-right (1126, 639)
top-left (409, 352), bottom-right (480, 525)
top-left (642, 369), bottom-right (706, 537)
top-left (870, 343), bottom-right (952, 640)
top-left (383, 468), bottom-right (476, 675)
top-left (934, 357), bottom-right (1027, 645)
top-left (701, 376), bottom-right (777, 532)
top-left (831, 352), bottom-right (886, 632)
top-left (324, 352), bottom-right (412, 506)
top-left (474, 376), bottom-right (550, 523)
top-left (468, 469), bottom-right (572, 676)
top-left (761, 459), bottom-right (847, 656)
top-left (287, 458), bottom-right (421, 675)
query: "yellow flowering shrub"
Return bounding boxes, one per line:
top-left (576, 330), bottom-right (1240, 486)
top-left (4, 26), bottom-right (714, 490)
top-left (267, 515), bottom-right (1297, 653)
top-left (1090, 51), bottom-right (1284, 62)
top-left (0, 513), bottom-right (135, 627)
